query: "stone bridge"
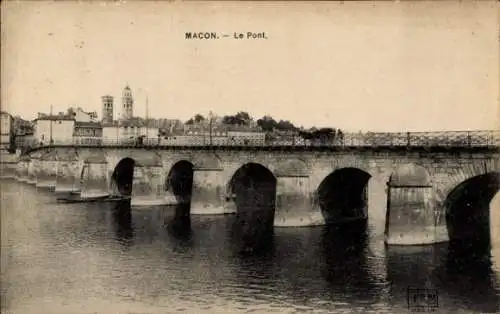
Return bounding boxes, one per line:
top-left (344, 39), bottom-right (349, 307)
top-left (11, 144), bottom-right (500, 246)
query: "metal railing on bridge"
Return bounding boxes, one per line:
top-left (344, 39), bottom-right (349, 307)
top-left (17, 130), bottom-right (500, 152)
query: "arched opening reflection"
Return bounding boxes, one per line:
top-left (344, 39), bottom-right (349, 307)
top-left (111, 158), bottom-right (136, 196)
top-left (228, 163), bottom-right (277, 247)
top-left (228, 163), bottom-right (277, 214)
top-left (445, 172), bottom-right (500, 242)
top-left (320, 222), bottom-right (372, 291)
top-left (166, 203), bottom-right (193, 243)
top-left (417, 173), bottom-right (500, 313)
top-left (427, 239), bottom-right (500, 313)
top-left (111, 199), bottom-right (134, 247)
top-left (166, 160), bottom-right (194, 204)
top-left (491, 191), bottom-right (500, 247)
top-left (317, 168), bottom-right (371, 224)
top-left (228, 214), bottom-right (276, 257)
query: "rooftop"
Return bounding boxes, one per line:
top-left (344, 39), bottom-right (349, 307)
top-left (34, 115), bottom-right (75, 121)
top-left (75, 121), bottom-right (103, 128)
top-left (102, 121), bottom-right (119, 127)
top-left (101, 120), bottom-right (158, 128)
top-left (0, 111), bottom-right (13, 118)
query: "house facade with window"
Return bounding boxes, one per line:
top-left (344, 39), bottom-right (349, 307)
top-left (102, 121), bottom-right (158, 143)
top-left (34, 114), bottom-right (75, 145)
top-left (0, 111), bottom-right (14, 152)
top-left (67, 106), bottom-right (98, 123)
top-left (73, 121), bottom-right (103, 145)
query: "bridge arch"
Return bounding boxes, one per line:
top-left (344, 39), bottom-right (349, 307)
top-left (388, 163), bottom-right (431, 187)
top-left (436, 162), bottom-right (500, 206)
top-left (111, 157), bottom-right (136, 196)
top-left (166, 160), bottom-right (195, 203)
top-left (191, 153), bottom-right (222, 170)
top-left (444, 172), bottom-right (500, 241)
top-left (134, 153), bottom-right (162, 168)
top-left (227, 162), bottom-right (277, 216)
top-left (274, 158), bottom-right (308, 177)
top-left (30, 150), bottom-right (44, 159)
top-left (83, 153), bottom-right (107, 164)
top-left (40, 149), bottom-right (58, 161)
top-left (316, 167), bottom-right (372, 224)
top-left (56, 150), bottom-right (79, 162)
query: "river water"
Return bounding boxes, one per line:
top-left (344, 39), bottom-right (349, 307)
top-left (2, 180), bottom-right (500, 314)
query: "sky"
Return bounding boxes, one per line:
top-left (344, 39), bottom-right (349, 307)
top-left (1, 1), bottom-right (498, 132)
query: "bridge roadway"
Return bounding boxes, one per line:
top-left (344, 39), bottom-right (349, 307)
top-left (5, 130), bottom-right (500, 246)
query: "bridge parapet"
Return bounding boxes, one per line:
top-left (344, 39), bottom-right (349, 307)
top-left (18, 130), bottom-right (500, 155)
top-left (343, 130), bottom-right (500, 147)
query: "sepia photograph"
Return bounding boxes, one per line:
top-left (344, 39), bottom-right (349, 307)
top-left (1, 1), bottom-right (499, 313)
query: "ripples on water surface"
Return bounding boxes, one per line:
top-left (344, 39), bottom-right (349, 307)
top-left (1, 180), bottom-right (500, 313)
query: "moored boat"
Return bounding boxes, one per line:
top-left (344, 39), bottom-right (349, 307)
top-left (56, 194), bottom-right (131, 204)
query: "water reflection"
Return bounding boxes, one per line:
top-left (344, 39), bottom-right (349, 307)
top-left (166, 204), bottom-right (194, 249)
top-left (320, 221), bottom-right (376, 295)
top-left (111, 200), bottom-right (134, 247)
top-left (226, 217), bottom-right (380, 310)
top-left (386, 244), bottom-right (446, 308)
top-left (386, 237), bottom-right (500, 313)
top-left (229, 210), bottom-right (276, 257)
top-left (434, 239), bottom-right (499, 313)
top-left (225, 212), bottom-right (281, 308)
top-left (4, 180), bottom-right (500, 313)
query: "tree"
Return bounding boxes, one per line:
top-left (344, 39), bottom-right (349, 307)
top-left (185, 114), bottom-right (205, 125)
top-left (256, 115), bottom-right (277, 131)
top-left (222, 115), bottom-right (245, 125)
top-left (219, 111), bottom-right (253, 126)
top-left (256, 115), bottom-right (299, 132)
top-left (298, 130), bottom-right (313, 140)
top-left (276, 120), bottom-right (297, 131)
top-left (298, 127), bottom-right (343, 144)
top-left (337, 128), bottom-right (344, 141)
top-left (235, 111), bottom-right (251, 125)
top-left (194, 114), bottom-right (205, 123)
top-left (66, 107), bottom-right (76, 117)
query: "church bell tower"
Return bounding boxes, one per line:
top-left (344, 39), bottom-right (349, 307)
top-left (122, 84), bottom-right (134, 120)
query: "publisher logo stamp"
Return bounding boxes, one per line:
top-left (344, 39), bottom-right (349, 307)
top-left (407, 287), bottom-right (439, 312)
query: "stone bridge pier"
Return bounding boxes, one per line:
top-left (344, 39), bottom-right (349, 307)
top-left (384, 164), bottom-right (444, 245)
top-left (190, 167), bottom-right (235, 215)
top-left (16, 157), bottom-right (30, 183)
top-left (55, 151), bottom-right (82, 194)
top-left (384, 161), bottom-right (500, 245)
top-left (36, 151), bottom-right (59, 189)
top-left (80, 155), bottom-right (110, 199)
top-left (130, 155), bottom-right (170, 206)
top-left (26, 153), bottom-right (41, 185)
top-left (274, 174), bottom-right (324, 227)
